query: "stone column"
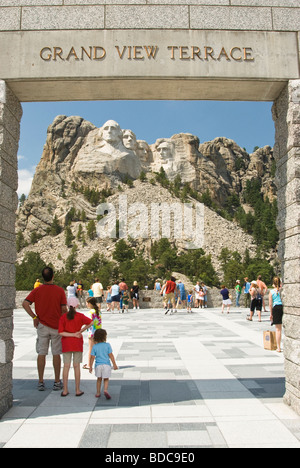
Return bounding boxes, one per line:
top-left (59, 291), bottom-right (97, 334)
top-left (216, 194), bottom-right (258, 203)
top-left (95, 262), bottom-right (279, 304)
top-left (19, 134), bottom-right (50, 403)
top-left (272, 80), bottom-right (300, 415)
top-left (0, 81), bottom-right (22, 418)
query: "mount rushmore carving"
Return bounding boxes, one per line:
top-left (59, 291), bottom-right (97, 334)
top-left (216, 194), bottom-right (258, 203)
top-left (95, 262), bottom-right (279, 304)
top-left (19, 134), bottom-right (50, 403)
top-left (73, 118), bottom-right (196, 183)
top-left (17, 114), bottom-right (275, 244)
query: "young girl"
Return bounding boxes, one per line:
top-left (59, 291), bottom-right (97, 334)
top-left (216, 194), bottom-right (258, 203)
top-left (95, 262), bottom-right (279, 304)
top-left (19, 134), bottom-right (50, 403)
top-left (269, 277), bottom-right (284, 353)
top-left (83, 297), bottom-right (102, 370)
top-left (89, 329), bottom-right (118, 399)
top-left (198, 287), bottom-right (205, 308)
top-left (58, 305), bottom-right (92, 397)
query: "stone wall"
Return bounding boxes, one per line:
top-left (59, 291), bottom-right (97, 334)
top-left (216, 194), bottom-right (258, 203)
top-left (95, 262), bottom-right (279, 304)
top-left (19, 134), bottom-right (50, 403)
top-left (0, 81), bottom-right (22, 418)
top-left (0, 1), bottom-right (299, 32)
top-left (272, 80), bottom-right (300, 415)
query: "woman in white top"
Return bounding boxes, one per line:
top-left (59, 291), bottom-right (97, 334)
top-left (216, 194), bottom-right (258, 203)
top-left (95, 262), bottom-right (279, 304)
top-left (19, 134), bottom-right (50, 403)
top-left (66, 281), bottom-right (79, 307)
top-left (92, 279), bottom-right (103, 308)
top-left (110, 282), bottom-right (120, 313)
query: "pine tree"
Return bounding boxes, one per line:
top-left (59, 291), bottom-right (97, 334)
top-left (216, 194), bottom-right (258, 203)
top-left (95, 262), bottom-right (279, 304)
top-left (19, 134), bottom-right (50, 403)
top-left (65, 226), bottom-right (74, 247)
top-left (87, 219), bottom-right (96, 240)
top-left (77, 224), bottom-right (83, 241)
top-left (50, 215), bottom-right (62, 236)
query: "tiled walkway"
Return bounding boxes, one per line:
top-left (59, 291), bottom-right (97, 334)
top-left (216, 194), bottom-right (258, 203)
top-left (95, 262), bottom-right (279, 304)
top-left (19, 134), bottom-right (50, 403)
top-left (1, 306), bottom-right (300, 448)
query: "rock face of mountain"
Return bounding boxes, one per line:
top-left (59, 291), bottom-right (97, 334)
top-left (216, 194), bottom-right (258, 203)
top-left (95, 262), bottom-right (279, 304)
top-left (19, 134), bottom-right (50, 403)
top-left (16, 115), bottom-right (276, 273)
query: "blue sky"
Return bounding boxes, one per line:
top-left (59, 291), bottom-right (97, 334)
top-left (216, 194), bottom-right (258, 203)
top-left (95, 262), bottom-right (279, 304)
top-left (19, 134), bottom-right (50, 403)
top-left (17, 100), bottom-right (275, 197)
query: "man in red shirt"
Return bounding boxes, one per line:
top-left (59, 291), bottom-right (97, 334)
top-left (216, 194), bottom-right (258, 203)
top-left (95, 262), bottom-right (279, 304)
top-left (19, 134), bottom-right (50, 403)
top-left (161, 276), bottom-right (177, 315)
top-left (22, 266), bottom-right (67, 391)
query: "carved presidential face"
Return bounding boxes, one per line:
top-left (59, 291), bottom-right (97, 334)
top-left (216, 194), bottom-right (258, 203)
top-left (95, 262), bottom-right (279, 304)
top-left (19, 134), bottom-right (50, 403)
top-left (136, 140), bottom-right (152, 162)
top-left (157, 141), bottom-right (173, 160)
top-left (100, 120), bottom-right (122, 145)
top-left (123, 130), bottom-right (137, 150)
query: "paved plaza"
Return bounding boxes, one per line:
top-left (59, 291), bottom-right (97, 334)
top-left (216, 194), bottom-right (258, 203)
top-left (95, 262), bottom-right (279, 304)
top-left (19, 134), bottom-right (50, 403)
top-left (1, 306), bottom-right (300, 449)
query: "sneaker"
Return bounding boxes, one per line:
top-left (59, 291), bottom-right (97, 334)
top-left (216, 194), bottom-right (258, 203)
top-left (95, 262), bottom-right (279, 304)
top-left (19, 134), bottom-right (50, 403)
top-left (37, 382), bottom-right (45, 391)
top-left (53, 381), bottom-right (63, 391)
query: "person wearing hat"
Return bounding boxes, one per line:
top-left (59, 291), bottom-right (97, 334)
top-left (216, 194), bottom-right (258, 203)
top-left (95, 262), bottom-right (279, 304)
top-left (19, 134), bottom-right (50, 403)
top-left (235, 280), bottom-right (242, 307)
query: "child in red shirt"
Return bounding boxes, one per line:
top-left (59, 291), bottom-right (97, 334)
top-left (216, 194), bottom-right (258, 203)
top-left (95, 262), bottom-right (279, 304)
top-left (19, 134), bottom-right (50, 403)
top-left (58, 306), bottom-right (92, 397)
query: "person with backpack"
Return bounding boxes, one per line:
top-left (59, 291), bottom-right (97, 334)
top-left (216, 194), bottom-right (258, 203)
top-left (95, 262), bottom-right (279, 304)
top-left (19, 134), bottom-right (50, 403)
top-left (257, 275), bottom-right (268, 312)
top-left (247, 281), bottom-right (262, 322)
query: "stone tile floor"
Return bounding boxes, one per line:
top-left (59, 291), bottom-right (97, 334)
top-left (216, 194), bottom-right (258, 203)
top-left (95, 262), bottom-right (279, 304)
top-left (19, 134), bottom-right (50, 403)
top-left (1, 306), bottom-right (300, 448)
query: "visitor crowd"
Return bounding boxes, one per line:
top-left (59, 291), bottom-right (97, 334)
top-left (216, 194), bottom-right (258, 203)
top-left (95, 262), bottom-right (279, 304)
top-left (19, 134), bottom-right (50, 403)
top-left (24, 267), bottom-right (284, 398)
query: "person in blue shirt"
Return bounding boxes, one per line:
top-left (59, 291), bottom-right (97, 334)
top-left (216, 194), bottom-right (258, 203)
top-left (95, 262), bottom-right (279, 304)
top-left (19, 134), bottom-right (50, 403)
top-left (187, 291), bottom-right (193, 313)
top-left (176, 280), bottom-right (187, 308)
top-left (269, 277), bottom-right (284, 353)
top-left (89, 328), bottom-right (118, 399)
top-left (243, 277), bottom-right (251, 308)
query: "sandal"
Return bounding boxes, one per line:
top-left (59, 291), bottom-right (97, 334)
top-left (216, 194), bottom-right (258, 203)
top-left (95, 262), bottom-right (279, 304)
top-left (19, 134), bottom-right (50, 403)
top-left (104, 391), bottom-right (111, 400)
top-left (76, 391), bottom-right (84, 397)
top-left (246, 317), bottom-right (252, 321)
top-left (83, 364), bottom-right (89, 369)
top-left (61, 391), bottom-right (69, 397)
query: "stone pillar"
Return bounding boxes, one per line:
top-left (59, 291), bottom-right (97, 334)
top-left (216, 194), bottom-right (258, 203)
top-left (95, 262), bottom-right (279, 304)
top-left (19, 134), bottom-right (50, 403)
top-left (272, 80), bottom-right (300, 415)
top-left (0, 81), bottom-right (22, 418)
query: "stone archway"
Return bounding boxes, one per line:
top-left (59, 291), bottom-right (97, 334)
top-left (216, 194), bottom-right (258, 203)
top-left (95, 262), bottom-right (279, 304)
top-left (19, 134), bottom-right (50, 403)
top-left (0, 2), bottom-right (299, 417)
top-left (272, 81), bottom-right (300, 414)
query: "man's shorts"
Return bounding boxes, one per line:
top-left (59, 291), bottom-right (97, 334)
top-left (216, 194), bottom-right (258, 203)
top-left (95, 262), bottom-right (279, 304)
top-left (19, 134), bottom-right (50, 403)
top-left (95, 364), bottom-right (112, 379)
top-left (63, 351), bottom-right (83, 365)
top-left (163, 292), bottom-right (175, 304)
top-left (36, 323), bottom-right (62, 356)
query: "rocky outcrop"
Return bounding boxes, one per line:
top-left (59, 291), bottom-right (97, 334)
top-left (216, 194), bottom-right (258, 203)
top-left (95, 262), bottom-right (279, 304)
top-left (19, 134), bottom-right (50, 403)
top-left (16, 115), bottom-right (276, 274)
top-left (17, 179), bottom-right (257, 277)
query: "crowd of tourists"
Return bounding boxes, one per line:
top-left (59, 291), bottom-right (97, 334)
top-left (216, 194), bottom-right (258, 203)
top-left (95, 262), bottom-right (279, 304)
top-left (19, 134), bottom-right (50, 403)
top-left (219, 275), bottom-right (283, 353)
top-left (22, 267), bottom-right (284, 399)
